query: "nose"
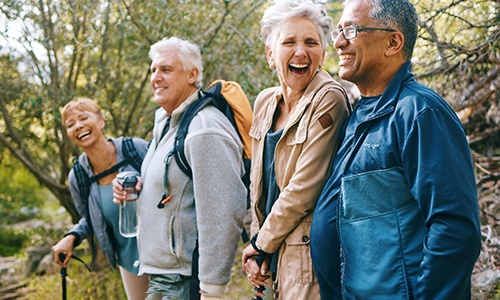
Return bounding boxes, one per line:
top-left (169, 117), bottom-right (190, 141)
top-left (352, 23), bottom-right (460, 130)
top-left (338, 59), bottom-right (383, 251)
top-left (150, 70), bottom-right (161, 84)
top-left (333, 33), bottom-right (348, 49)
top-left (74, 120), bottom-right (84, 130)
top-left (294, 42), bottom-right (307, 57)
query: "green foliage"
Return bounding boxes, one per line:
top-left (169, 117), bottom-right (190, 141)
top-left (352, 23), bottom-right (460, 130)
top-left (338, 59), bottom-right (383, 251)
top-left (412, 0), bottom-right (498, 106)
top-left (0, 154), bottom-right (48, 224)
top-left (0, 228), bottom-right (29, 256)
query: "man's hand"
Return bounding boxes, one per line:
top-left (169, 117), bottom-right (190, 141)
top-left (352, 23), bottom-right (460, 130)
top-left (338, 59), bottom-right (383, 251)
top-left (112, 176), bottom-right (142, 204)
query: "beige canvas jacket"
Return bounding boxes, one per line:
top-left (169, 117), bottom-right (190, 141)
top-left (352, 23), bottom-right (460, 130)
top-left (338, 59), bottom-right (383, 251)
top-left (249, 70), bottom-right (350, 299)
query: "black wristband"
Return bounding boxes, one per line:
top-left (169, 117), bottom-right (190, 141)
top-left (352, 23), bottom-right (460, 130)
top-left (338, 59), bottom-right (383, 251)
top-left (250, 234), bottom-right (270, 256)
top-left (64, 232), bottom-right (81, 246)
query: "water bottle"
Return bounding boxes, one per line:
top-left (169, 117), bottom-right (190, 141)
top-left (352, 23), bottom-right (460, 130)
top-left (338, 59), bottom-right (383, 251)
top-left (117, 171), bottom-right (139, 238)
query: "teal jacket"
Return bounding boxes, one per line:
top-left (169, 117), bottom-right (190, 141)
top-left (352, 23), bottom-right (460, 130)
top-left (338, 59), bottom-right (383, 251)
top-left (311, 62), bottom-right (481, 299)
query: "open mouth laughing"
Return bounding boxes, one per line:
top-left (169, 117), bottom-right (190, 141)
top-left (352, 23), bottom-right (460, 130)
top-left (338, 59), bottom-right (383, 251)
top-left (78, 131), bottom-right (91, 140)
top-left (289, 63), bottom-right (309, 74)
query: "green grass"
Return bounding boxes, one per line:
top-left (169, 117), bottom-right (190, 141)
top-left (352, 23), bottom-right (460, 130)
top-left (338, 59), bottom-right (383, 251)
top-left (24, 263), bottom-right (127, 299)
top-left (18, 240), bottom-right (266, 300)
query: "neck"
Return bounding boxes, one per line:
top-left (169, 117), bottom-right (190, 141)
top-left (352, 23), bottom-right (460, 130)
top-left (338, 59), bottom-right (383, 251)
top-left (357, 60), bottom-right (405, 97)
top-left (281, 89), bottom-right (303, 114)
top-left (161, 86), bottom-right (199, 115)
top-left (85, 138), bottom-right (117, 174)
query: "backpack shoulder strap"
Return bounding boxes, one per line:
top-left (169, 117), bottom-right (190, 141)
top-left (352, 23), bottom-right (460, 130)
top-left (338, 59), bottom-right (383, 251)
top-left (122, 137), bottom-right (143, 172)
top-left (73, 137), bottom-right (143, 202)
top-left (173, 90), bottom-right (214, 178)
top-left (72, 156), bottom-right (92, 204)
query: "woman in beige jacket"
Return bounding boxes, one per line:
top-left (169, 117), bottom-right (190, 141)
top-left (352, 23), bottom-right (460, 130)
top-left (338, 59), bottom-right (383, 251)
top-left (241, 0), bottom-right (351, 299)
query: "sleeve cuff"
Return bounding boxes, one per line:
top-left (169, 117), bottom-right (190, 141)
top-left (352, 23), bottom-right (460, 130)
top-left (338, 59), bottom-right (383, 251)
top-left (199, 281), bottom-right (228, 298)
top-left (64, 232), bottom-right (82, 247)
top-left (251, 234), bottom-right (271, 256)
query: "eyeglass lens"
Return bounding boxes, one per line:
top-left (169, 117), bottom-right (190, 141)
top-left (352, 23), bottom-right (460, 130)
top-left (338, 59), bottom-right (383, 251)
top-left (332, 26), bottom-right (357, 41)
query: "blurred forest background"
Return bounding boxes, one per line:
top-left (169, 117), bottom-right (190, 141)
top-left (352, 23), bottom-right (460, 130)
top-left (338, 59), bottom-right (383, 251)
top-left (0, 0), bottom-right (499, 299)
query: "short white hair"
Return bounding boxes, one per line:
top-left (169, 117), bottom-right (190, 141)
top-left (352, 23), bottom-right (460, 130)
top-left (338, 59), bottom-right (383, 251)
top-left (149, 37), bottom-right (204, 88)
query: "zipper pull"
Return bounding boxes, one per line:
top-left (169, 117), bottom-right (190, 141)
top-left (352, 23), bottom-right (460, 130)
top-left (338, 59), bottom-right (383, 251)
top-left (157, 194), bottom-right (173, 209)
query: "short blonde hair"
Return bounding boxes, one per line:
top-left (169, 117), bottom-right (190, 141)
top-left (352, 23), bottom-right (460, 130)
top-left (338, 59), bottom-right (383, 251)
top-left (61, 97), bottom-right (102, 124)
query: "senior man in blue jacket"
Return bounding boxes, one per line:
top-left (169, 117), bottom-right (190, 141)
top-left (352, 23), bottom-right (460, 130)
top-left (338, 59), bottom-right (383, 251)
top-left (310, 0), bottom-right (482, 299)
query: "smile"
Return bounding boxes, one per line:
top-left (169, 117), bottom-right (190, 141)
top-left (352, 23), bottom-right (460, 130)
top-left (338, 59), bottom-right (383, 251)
top-left (78, 131), bottom-right (91, 140)
top-left (339, 54), bottom-right (354, 61)
top-left (289, 63), bottom-right (309, 74)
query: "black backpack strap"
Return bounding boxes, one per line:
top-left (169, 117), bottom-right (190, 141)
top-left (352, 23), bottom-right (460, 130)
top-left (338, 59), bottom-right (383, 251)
top-left (91, 160), bottom-right (128, 182)
top-left (73, 137), bottom-right (143, 201)
top-left (122, 137), bottom-right (143, 172)
top-left (73, 156), bottom-right (92, 204)
top-left (173, 90), bottom-right (214, 178)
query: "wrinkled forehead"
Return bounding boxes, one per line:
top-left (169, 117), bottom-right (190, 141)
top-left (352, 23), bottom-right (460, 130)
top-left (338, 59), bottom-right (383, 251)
top-left (338, 0), bottom-right (373, 26)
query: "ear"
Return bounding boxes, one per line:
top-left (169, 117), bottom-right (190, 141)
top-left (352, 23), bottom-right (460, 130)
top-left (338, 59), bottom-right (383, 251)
top-left (98, 117), bottom-right (105, 130)
top-left (265, 45), bottom-right (275, 69)
top-left (187, 68), bottom-right (199, 85)
top-left (385, 31), bottom-right (404, 57)
top-left (320, 50), bottom-right (326, 69)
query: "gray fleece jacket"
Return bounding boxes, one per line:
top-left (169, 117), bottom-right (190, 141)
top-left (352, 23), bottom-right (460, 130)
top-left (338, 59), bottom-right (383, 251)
top-left (137, 90), bottom-right (247, 296)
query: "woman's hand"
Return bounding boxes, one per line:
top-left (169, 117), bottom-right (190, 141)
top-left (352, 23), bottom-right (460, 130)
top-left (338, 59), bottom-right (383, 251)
top-left (242, 244), bottom-right (270, 290)
top-left (52, 235), bottom-right (76, 268)
top-left (112, 176), bottom-right (142, 204)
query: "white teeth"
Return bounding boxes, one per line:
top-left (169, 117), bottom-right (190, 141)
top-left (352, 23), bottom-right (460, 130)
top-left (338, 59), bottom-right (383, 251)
top-left (340, 54), bottom-right (353, 60)
top-left (290, 63), bottom-right (308, 69)
top-left (78, 131), bottom-right (90, 139)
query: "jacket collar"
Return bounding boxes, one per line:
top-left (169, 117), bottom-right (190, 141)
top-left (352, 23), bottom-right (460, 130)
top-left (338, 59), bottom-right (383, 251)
top-left (272, 70), bottom-right (336, 127)
top-left (153, 89), bottom-right (200, 139)
top-left (366, 61), bottom-right (414, 119)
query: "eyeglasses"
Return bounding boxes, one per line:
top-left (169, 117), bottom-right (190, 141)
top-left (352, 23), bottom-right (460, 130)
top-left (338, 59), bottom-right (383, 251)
top-left (332, 25), bottom-right (396, 41)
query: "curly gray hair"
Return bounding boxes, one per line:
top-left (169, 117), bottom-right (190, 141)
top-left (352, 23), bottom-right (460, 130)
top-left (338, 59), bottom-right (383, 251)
top-left (260, 0), bottom-right (333, 50)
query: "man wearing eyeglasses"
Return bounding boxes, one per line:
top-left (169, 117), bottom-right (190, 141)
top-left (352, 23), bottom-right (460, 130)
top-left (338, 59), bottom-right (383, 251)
top-left (310, 0), bottom-right (481, 299)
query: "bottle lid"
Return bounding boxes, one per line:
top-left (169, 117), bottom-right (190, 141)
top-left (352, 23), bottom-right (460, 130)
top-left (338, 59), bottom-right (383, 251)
top-left (117, 171), bottom-right (139, 186)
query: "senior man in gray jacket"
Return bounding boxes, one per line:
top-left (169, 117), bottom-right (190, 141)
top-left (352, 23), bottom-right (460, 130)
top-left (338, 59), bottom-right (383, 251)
top-left (114, 36), bottom-right (247, 300)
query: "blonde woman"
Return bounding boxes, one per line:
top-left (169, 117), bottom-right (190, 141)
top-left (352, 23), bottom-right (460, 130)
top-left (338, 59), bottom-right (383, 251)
top-left (52, 98), bottom-right (149, 300)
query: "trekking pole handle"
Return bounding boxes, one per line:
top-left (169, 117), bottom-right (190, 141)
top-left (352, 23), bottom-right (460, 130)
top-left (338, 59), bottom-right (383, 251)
top-left (58, 253), bottom-right (67, 277)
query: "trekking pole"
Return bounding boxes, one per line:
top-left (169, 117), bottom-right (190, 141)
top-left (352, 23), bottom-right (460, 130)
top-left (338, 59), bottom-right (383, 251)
top-left (57, 252), bottom-right (91, 300)
top-left (251, 254), bottom-right (266, 300)
top-left (58, 253), bottom-right (67, 300)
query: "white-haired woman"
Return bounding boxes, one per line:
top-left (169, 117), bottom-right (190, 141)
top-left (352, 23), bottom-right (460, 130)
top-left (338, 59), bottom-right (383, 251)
top-left (241, 0), bottom-right (350, 299)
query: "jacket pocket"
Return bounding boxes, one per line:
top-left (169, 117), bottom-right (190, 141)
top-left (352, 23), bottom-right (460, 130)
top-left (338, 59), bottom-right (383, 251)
top-left (279, 218), bottom-right (316, 285)
top-left (338, 167), bottom-right (424, 299)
